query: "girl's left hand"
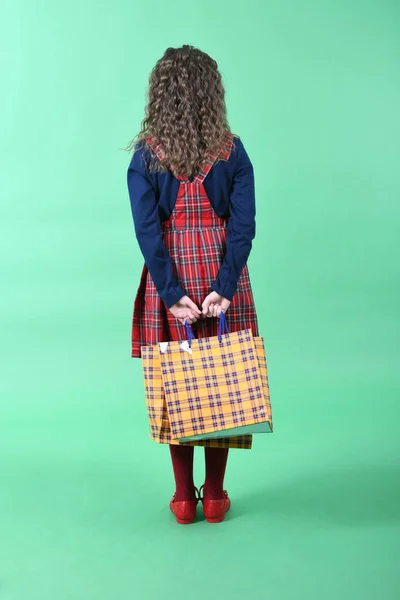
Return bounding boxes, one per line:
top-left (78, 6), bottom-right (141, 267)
top-left (201, 291), bottom-right (231, 318)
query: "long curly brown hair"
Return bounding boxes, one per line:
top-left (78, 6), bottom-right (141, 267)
top-left (126, 45), bottom-right (235, 177)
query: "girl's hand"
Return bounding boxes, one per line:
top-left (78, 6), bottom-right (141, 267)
top-left (202, 291), bottom-right (231, 318)
top-left (169, 295), bottom-right (202, 325)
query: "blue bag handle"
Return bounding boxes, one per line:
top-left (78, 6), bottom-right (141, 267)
top-left (217, 310), bottom-right (229, 340)
top-left (184, 320), bottom-right (196, 346)
top-left (184, 311), bottom-right (229, 347)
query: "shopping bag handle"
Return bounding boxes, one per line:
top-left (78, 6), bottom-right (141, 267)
top-left (184, 320), bottom-right (196, 345)
top-left (184, 311), bottom-right (229, 347)
top-left (218, 310), bottom-right (229, 339)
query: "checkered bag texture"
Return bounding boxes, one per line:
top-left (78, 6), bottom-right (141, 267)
top-left (158, 327), bottom-right (272, 442)
top-left (141, 344), bottom-right (253, 448)
top-left (253, 336), bottom-right (273, 432)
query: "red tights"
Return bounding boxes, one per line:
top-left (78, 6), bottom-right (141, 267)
top-left (169, 444), bottom-right (229, 501)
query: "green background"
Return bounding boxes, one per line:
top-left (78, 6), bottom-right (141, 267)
top-left (1, 1), bottom-right (399, 599)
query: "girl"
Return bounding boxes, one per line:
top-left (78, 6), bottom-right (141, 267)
top-left (126, 45), bottom-right (259, 524)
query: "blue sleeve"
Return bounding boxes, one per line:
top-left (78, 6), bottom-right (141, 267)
top-left (210, 138), bottom-right (256, 301)
top-left (127, 142), bottom-right (187, 309)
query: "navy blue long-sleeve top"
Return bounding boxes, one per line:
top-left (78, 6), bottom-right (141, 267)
top-left (127, 135), bottom-right (256, 309)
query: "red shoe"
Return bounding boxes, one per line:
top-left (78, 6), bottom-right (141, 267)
top-left (169, 487), bottom-right (200, 525)
top-left (199, 485), bottom-right (231, 523)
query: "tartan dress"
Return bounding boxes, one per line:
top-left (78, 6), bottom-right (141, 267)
top-left (131, 131), bottom-right (260, 449)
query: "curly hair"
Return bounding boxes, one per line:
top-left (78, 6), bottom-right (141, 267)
top-left (126, 45), bottom-right (235, 178)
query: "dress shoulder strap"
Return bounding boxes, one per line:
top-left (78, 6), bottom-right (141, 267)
top-left (144, 131), bottom-right (234, 183)
top-left (193, 131), bottom-right (235, 184)
top-left (144, 136), bottom-right (166, 162)
top-left (145, 135), bottom-right (183, 179)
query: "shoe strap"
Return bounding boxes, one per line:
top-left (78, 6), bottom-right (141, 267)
top-left (171, 488), bottom-right (200, 503)
top-left (198, 486), bottom-right (229, 500)
top-left (198, 485), bottom-right (204, 501)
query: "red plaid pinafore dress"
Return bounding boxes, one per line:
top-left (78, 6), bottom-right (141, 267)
top-left (131, 131), bottom-right (259, 359)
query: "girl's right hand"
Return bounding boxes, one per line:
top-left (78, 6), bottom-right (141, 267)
top-left (169, 295), bottom-right (202, 326)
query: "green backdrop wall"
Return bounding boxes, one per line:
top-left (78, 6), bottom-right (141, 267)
top-left (1, 1), bottom-right (399, 599)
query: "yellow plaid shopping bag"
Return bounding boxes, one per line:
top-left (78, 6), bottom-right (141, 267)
top-left (158, 313), bottom-right (273, 443)
top-left (141, 342), bottom-right (254, 449)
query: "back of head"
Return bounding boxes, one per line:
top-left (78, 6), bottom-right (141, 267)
top-left (129, 45), bottom-right (232, 178)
